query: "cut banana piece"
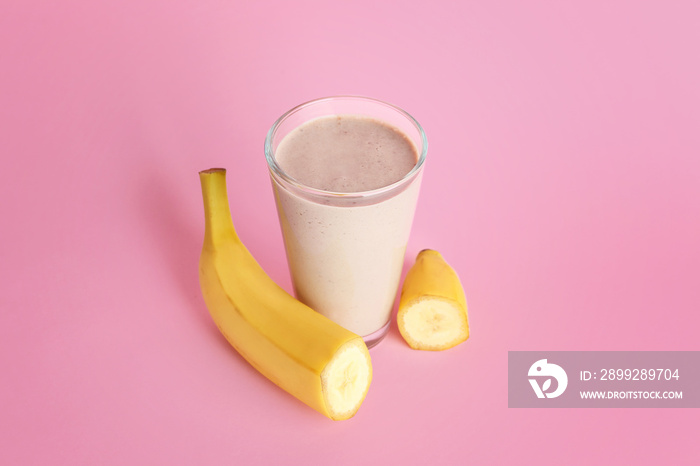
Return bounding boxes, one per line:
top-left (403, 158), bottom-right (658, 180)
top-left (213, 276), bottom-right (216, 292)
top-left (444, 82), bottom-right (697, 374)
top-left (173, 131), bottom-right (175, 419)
top-left (397, 249), bottom-right (469, 351)
top-left (198, 168), bottom-right (372, 420)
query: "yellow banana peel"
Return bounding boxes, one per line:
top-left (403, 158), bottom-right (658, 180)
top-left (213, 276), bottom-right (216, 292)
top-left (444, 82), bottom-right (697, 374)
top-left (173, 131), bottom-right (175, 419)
top-left (198, 168), bottom-right (372, 420)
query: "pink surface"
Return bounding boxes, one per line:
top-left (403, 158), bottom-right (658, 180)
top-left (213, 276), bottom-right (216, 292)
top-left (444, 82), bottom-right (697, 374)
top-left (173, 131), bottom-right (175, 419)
top-left (1, 1), bottom-right (698, 464)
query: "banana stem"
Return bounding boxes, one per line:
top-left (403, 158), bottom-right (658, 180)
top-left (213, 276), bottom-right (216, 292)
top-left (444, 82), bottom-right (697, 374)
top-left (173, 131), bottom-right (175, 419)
top-left (199, 168), bottom-right (239, 246)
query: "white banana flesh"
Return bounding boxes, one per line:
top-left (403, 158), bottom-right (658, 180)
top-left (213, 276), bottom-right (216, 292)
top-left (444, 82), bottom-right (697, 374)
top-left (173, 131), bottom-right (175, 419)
top-left (400, 297), bottom-right (468, 350)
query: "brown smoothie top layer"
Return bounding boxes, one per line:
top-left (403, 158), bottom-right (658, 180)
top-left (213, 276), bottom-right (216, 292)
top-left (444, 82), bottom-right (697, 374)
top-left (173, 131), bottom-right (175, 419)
top-left (275, 115), bottom-right (418, 193)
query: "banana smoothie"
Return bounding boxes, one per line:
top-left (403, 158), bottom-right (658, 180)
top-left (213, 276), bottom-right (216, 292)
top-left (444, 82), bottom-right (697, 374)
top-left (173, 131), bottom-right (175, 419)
top-left (266, 97), bottom-right (426, 347)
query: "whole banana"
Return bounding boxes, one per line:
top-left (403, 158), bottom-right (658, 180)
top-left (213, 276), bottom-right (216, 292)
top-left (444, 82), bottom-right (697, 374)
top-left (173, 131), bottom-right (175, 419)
top-left (198, 168), bottom-right (372, 420)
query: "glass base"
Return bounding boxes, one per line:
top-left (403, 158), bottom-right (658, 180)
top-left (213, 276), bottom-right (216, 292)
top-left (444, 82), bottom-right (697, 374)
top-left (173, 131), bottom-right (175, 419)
top-left (362, 320), bottom-right (391, 349)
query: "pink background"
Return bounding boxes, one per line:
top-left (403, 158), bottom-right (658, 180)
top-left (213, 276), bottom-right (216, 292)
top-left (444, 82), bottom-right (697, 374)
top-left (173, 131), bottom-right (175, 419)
top-left (1, 1), bottom-right (698, 464)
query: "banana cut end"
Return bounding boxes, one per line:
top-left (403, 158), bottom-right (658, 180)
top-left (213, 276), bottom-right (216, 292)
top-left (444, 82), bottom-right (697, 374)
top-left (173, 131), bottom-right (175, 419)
top-left (199, 168), bottom-right (226, 175)
top-left (320, 338), bottom-right (373, 421)
top-left (398, 296), bottom-right (469, 351)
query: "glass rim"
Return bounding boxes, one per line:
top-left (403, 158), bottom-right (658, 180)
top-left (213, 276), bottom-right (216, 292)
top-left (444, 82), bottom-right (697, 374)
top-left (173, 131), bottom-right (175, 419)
top-left (264, 95), bottom-right (428, 201)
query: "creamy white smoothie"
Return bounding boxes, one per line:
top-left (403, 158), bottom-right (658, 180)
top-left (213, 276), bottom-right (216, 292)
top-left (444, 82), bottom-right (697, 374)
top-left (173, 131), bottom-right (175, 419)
top-left (266, 97), bottom-right (426, 347)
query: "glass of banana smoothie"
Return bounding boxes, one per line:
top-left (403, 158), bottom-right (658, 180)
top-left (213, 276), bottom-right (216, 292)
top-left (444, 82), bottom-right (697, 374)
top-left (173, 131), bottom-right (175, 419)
top-left (265, 96), bottom-right (427, 348)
